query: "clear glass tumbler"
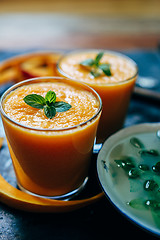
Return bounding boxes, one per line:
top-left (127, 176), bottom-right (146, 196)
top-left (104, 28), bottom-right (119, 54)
top-left (0, 77), bottom-right (102, 200)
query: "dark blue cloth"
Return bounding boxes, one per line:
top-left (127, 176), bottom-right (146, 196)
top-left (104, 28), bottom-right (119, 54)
top-left (125, 50), bottom-right (160, 126)
top-left (126, 49), bottom-right (160, 86)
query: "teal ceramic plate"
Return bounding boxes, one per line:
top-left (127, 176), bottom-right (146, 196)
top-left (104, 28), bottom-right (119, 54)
top-left (97, 123), bottom-right (160, 236)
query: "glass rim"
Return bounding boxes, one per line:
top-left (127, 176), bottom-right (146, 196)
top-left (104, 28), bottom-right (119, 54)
top-left (0, 76), bottom-right (102, 132)
top-left (57, 49), bottom-right (138, 86)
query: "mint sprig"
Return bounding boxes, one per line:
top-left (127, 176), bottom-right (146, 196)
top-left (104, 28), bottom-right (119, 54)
top-left (80, 52), bottom-right (112, 78)
top-left (23, 90), bottom-right (72, 119)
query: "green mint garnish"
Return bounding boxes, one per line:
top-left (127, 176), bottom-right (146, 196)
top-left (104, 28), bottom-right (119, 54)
top-left (53, 101), bottom-right (72, 112)
top-left (45, 90), bottom-right (56, 106)
top-left (80, 52), bottom-right (112, 78)
top-left (23, 90), bottom-right (72, 119)
top-left (80, 58), bottom-right (95, 67)
top-left (99, 64), bottom-right (111, 76)
top-left (95, 52), bottom-right (104, 66)
top-left (23, 94), bottom-right (46, 109)
top-left (44, 105), bottom-right (56, 119)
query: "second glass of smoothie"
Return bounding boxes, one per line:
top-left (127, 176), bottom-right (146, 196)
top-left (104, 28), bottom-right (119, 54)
top-left (58, 50), bottom-right (138, 143)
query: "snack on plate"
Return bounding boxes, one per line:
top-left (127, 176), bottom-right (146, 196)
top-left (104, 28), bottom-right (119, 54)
top-left (0, 52), bottom-right (62, 85)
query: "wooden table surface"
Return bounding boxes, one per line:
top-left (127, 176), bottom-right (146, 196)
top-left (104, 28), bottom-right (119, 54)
top-left (0, 0), bottom-right (160, 50)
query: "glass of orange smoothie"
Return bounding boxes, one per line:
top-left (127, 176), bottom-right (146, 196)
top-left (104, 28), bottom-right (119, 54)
top-left (58, 50), bottom-right (138, 143)
top-left (0, 77), bottom-right (102, 200)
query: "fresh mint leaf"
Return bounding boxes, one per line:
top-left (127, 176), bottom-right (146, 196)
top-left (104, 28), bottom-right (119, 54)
top-left (44, 105), bottom-right (56, 119)
top-left (23, 94), bottom-right (45, 109)
top-left (54, 101), bottom-right (72, 112)
top-left (99, 64), bottom-right (112, 76)
top-left (24, 90), bottom-right (72, 119)
top-left (95, 52), bottom-right (104, 66)
top-left (45, 90), bottom-right (56, 106)
top-left (80, 59), bottom-right (95, 67)
top-left (90, 70), bottom-right (101, 78)
top-left (79, 51), bottom-right (112, 78)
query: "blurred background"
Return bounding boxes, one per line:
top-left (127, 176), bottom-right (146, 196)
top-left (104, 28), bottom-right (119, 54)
top-left (0, 0), bottom-right (160, 50)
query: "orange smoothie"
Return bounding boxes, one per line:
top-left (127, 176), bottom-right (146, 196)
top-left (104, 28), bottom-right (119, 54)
top-left (58, 50), bottom-right (138, 142)
top-left (0, 77), bottom-right (102, 199)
